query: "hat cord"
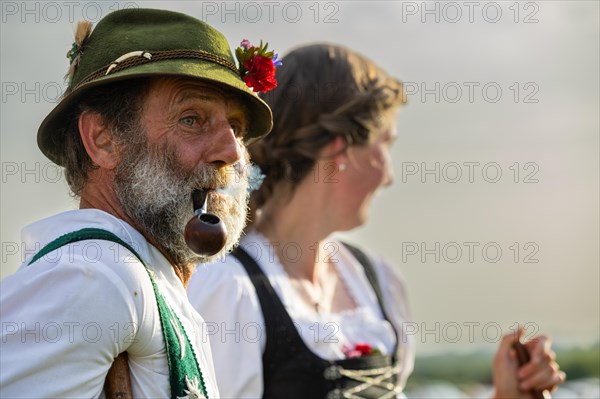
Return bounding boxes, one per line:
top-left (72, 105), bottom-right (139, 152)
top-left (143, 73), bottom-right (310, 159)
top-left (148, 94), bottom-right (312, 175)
top-left (73, 49), bottom-right (240, 91)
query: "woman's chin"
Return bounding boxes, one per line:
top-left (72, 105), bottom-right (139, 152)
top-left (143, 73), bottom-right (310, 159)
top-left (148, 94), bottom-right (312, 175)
top-left (337, 212), bottom-right (369, 232)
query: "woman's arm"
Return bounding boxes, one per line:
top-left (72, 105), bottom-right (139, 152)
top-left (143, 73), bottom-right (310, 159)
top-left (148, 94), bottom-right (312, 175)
top-left (187, 257), bottom-right (266, 398)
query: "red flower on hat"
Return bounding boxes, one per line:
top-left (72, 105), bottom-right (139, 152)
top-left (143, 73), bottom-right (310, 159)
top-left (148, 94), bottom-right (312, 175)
top-left (243, 55), bottom-right (277, 93)
top-left (235, 39), bottom-right (281, 93)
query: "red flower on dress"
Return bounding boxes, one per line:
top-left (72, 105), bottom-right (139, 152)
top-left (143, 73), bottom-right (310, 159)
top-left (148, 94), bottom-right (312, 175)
top-left (342, 342), bottom-right (381, 358)
top-left (354, 343), bottom-right (373, 356)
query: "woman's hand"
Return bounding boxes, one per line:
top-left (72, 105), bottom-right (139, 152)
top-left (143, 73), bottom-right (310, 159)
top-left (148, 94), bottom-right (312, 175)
top-left (492, 328), bottom-right (565, 399)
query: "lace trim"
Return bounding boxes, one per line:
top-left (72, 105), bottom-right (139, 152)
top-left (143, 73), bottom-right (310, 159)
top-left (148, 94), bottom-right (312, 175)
top-left (325, 363), bottom-right (402, 399)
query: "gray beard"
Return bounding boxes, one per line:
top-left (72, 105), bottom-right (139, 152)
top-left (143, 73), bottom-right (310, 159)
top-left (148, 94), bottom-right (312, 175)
top-left (114, 137), bottom-right (249, 268)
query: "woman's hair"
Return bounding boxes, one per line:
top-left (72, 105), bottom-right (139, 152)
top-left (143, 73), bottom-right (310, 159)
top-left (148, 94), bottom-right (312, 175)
top-left (250, 43), bottom-right (405, 210)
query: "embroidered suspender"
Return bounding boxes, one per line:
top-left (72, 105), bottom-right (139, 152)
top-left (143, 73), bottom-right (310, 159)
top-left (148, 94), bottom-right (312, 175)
top-left (27, 228), bottom-right (208, 399)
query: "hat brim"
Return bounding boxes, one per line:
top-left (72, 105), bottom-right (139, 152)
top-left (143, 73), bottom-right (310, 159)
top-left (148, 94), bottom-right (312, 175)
top-left (38, 58), bottom-right (273, 166)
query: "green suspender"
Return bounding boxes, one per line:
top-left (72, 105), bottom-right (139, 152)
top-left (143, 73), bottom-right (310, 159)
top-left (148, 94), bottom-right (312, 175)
top-left (28, 227), bottom-right (208, 399)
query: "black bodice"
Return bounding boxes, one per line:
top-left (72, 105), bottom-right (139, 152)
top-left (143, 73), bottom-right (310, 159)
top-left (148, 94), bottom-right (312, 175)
top-left (232, 244), bottom-right (401, 399)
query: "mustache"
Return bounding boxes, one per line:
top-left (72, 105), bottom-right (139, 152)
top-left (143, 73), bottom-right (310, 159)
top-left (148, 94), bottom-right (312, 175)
top-left (184, 161), bottom-right (249, 191)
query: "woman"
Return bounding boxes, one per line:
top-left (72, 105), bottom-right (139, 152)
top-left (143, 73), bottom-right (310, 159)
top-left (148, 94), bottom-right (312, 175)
top-left (188, 44), bottom-right (564, 398)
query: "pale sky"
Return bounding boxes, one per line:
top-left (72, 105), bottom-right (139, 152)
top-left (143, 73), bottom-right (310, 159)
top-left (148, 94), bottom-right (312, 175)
top-left (1, 1), bottom-right (598, 355)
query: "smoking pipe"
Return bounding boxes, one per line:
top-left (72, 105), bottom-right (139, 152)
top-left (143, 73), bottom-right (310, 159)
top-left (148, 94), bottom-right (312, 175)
top-left (184, 189), bottom-right (227, 256)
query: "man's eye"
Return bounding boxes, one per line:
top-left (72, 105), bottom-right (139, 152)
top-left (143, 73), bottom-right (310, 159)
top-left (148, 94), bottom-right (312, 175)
top-left (180, 116), bottom-right (196, 126)
top-left (230, 121), bottom-right (245, 137)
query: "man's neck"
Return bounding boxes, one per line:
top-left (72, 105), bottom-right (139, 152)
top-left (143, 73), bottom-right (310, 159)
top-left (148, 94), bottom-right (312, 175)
top-left (79, 180), bottom-right (191, 285)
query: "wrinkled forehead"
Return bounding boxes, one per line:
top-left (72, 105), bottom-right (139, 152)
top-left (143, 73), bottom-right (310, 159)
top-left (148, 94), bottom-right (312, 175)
top-left (147, 77), bottom-right (248, 111)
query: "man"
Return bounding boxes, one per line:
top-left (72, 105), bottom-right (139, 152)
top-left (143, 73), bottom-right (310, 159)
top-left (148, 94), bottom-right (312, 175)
top-left (1, 8), bottom-right (273, 397)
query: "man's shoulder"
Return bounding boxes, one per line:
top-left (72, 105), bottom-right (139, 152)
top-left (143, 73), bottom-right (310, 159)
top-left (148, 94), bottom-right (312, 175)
top-left (21, 209), bottom-right (148, 263)
top-left (3, 238), bottom-right (149, 305)
top-left (9, 208), bottom-right (154, 293)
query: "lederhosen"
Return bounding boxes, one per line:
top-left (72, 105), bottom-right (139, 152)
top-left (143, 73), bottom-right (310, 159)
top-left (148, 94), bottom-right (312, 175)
top-left (232, 243), bottom-right (402, 399)
top-left (27, 228), bottom-right (209, 399)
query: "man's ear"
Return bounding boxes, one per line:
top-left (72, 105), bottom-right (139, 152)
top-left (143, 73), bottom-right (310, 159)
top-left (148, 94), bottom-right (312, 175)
top-left (78, 110), bottom-right (118, 169)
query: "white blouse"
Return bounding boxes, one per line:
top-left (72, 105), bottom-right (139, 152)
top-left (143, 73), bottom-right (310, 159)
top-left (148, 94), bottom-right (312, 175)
top-left (188, 230), bottom-right (415, 398)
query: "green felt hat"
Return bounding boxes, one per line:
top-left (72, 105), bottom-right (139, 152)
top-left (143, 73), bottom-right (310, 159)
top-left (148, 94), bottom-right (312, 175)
top-left (38, 8), bottom-right (273, 166)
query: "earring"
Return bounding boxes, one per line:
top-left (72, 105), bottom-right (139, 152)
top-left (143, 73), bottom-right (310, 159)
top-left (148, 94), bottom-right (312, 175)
top-left (339, 163), bottom-right (346, 172)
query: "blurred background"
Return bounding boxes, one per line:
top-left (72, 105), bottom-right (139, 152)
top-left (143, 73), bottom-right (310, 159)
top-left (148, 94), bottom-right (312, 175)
top-left (2, 1), bottom-right (598, 397)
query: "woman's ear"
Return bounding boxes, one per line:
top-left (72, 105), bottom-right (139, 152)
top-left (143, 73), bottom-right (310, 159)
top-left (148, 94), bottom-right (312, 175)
top-left (333, 136), bottom-right (351, 169)
top-left (78, 110), bottom-right (118, 169)
top-left (332, 136), bottom-right (347, 156)
top-left (320, 136), bottom-right (348, 158)
top-left (318, 136), bottom-right (349, 175)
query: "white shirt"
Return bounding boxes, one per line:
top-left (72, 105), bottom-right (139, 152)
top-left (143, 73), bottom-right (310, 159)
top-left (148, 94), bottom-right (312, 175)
top-left (0, 209), bottom-right (219, 398)
top-left (187, 230), bottom-right (415, 398)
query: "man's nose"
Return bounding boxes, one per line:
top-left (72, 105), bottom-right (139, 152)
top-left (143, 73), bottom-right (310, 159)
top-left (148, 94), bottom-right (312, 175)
top-left (207, 121), bottom-right (242, 167)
